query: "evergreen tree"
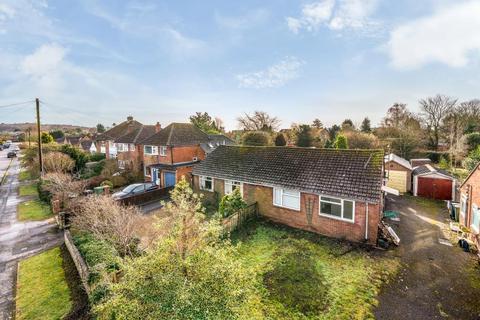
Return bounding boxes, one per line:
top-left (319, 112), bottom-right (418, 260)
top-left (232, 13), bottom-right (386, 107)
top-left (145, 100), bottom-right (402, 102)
top-left (274, 133), bottom-right (287, 146)
top-left (360, 117), bottom-right (371, 133)
top-left (334, 134), bottom-right (348, 149)
top-left (296, 125), bottom-right (313, 147)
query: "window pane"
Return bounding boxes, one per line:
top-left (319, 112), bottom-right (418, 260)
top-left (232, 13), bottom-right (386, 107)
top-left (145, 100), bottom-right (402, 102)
top-left (204, 180), bottom-right (212, 190)
top-left (283, 194), bottom-right (300, 209)
top-left (321, 196), bottom-right (341, 203)
top-left (321, 202), bottom-right (342, 217)
top-left (273, 188), bottom-right (282, 205)
top-left (283, 189), bottom-right (299, 197)
top-left (343, 200), bottom-right (354, 220)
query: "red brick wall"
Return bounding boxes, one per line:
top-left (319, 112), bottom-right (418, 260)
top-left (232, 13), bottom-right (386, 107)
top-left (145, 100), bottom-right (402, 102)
top-left (460, 167), bottom-right (480, 247)
top-left (192, 176), bottom-right (380, 244)
top-left (158, 146), bottom-right (206, 164)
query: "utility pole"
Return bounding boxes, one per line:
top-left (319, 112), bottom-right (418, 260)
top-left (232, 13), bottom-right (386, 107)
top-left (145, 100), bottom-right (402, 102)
top-left (35, 98), bottom-right (43, 175)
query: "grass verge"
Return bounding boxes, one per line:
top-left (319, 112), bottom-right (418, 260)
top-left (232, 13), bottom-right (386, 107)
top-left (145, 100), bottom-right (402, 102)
top-left (233, 221), bottom-right (400, 319)
top-left (16, 247), bottom-right (72, 320)
top-left (19, 183), bottom-right (38, 197)
top-left (18, 170), bottom-right (34, 182)
top-left (17, 199), bottom-right (52, 221)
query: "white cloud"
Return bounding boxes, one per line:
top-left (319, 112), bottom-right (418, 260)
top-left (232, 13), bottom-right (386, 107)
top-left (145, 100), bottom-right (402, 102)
top-left (215, 9), bottom-right (270, 30)
top-left (20, 43), bottom-right (67, 76)
top-left (287, 0), bottom-right (380, 34)
top-left (236, 57), bottom-right (304, 89)
top-left (388, 1), bottom-right (480, 69)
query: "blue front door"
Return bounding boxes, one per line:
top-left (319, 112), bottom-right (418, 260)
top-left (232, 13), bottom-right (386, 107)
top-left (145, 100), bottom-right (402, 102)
top-left (164, 172), bottom-right (176, 187)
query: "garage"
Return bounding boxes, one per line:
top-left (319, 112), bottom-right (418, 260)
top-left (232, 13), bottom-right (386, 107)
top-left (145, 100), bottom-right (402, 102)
top-left (413, 165), bottom-right (455, 200)
top-left (385, 153), bottom-right (412, 193)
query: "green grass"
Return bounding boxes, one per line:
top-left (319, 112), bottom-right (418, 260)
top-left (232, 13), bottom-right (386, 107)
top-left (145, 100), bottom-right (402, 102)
top-left (16, 247), bottom-right (72, 320)
top-left (234, 222), bottom-right (400, 319)
top-left (19, 183), bottom-right (38, 197)
top-left (17, 199), bottom-right (52, 221)
top-left (18, 170), bottom-right (33, 182)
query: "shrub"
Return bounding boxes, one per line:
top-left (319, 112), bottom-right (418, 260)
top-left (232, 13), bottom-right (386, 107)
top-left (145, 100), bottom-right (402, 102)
top-left (60, 144), bottom-right (88, 172)
top-left (242, 131), bottom-right (271, 146)
top-left (111, 175), bottom-right (127, 188)
top-left (275, 133), bottom-right (287, 146)
top-left (334, 134), bottom-right (348, 149)
top-left (41, 132), bottom-right (54, 144)
top-left (464, 146), bottom-right (480, 171)
top-left (219, 188), bottom-right (247, 218)
top-left (100, 180), bottom-right (113, 189)
top-left (466, 132), bottom-right (480, 152)
top-left (43, 152), bottom-right (75, 173)
top-left (89, 153), bottom-right (106, 162)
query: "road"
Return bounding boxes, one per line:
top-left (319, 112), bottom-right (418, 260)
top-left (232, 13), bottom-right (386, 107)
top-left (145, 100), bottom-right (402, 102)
top-left (375, 195), bottom-right (480, 319)
top-left (0, 146), bottom-right (63, 320)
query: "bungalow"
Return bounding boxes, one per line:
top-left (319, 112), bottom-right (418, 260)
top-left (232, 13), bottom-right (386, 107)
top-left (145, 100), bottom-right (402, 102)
top-left (192, 146), bottom-right (385, 244)
top-left (140, 123), bottom-right (234, 187)
top-left (459, 163), bottom-right (480, 249)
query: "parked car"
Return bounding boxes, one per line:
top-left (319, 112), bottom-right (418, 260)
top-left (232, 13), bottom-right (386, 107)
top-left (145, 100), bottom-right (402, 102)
top-left (7, 151), bottom-right (16, 158)
top-left (112, 182), bottom-right (157, 200)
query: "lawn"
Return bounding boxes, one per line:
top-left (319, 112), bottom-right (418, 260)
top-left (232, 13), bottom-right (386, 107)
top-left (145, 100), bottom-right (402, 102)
top-left (233, 222), bottom-right (400, 319)
top-left (18, 170), bottom-right (33, 182)
top-left (17, 199), bottom-right (52, 221)
top-left (19, 183), bottom-right (38, 197)
top-left (16, 247), bottom-right (72, 320)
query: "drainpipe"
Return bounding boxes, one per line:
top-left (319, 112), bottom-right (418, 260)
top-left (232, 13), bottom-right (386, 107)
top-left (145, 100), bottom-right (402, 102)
top-left (365, 203), bottom-right (369, 240)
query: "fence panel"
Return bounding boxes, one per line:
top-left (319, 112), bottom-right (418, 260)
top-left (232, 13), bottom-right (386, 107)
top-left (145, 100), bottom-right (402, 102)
top-left (222, 202), bottom-right (258, 234)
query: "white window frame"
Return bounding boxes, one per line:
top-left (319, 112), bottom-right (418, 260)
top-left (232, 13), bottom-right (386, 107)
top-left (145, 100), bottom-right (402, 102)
top-left (319, 195), bottom-right (355, 223)
top-left (472, 204), bottom-right (480, 233)
top-left (200, 176), bottom-right (214, 192)
top-left (129, 144), bottom-right (135, 151)
top-left (273, 187), bottom-right (301, 211)
top-left (159, 146), bottom-right (167, 156)
top-left (225, 180), bottom-right (242, 196)
top-left (144, 145), bottom-right (159, 155)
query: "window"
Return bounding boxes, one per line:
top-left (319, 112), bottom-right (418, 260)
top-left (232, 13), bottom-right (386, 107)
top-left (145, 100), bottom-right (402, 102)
top-left (200, 176), bottom-right (214, 191)
top-left (225, 180), bottom-right (242, 195)
top-left (144, 145), bottom-right (158, 155)
top-left (472, 204), bottom-right (480, 233)
top-left (116, 143), bottom-right (128, 152)
top-left (159, 146), bottom-right (167, 156)
top-left (320, 196), bottom-right (355, 222)
top-left (129, 144), bottom-right (135, 151)
top-left (118, 160), bottom-right (126, 169)
top-left (273, 188), bottom-right (300, 210)
top-left (461, 195), bottom-right (468, 216)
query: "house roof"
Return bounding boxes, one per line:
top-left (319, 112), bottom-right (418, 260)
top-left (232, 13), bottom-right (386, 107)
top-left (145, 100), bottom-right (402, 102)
top-left (80, 140), bottom-right (93, 151)
top-left (115, 125), bottom-right (156, 144)
top-left (412, 164), bottom-right (453, 178)
top-left (385, 153), bottom-right (412, 170)
top-left (200, 134), bottom-right (236, 154)
top-left (140, 123), bottom-right (210, 146)
top-left (192, 146), bottom-right (384, 203)
top-left (460, 162), bottom-right (480, 188)
top-left (66, 136), bottom-right (81, 146)
top-left (95, 117), bottom-right (143, 141)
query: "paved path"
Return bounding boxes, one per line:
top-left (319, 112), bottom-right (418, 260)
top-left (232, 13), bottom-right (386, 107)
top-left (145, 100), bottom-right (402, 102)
top-left (0, 147), bottom-right (63, 320)
top-left (375, 195), bottom-right (480, 320)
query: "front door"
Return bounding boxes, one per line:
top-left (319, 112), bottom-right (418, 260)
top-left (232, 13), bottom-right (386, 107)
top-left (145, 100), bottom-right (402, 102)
top-left (164, 172), bottom-right (176, 187)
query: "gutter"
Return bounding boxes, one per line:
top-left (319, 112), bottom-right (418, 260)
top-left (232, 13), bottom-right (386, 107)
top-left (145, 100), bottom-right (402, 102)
top-left (365, 203), bottom-right (369, 240)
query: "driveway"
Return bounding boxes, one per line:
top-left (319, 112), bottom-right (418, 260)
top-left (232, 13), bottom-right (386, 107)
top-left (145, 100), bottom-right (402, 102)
top-left (375, 195), bottom-right (480, 320)
top-left (0, 147), bottom-right (63, 319)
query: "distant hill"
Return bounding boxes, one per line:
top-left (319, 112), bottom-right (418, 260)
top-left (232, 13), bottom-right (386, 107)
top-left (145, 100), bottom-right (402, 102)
top-left (0, 123), bottom-right (94, 133)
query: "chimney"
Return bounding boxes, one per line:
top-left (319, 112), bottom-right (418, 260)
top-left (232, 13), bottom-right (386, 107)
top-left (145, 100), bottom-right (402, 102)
top-left (155, 122), bottom-right (161, 133)
top-left (127, 123), bottom-right (134, 133)
top-left (127, 115), bottom-right (133, 122)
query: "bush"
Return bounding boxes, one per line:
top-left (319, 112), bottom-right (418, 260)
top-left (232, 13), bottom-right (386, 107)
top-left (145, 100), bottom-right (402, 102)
top-left (43, 152), bottom-right (75, 173)
top-left (100, 180), bottom-right (113, 189)
top-left (464, 146), bottom-right (480, 171)
top-left (466, 132), bottom-right (480, 152)
top-left (242, 131), bottom-right (271, 146)
top-left (219, 188), bottom-right (247, 218)
top-left (60, 144), bottom-right (88, 172)
top-left (275, 133), bottom-right (287, 146)
top-left (37, 182), bottom-right (52, 203)
top-left (334, 134), bottom-right (348, 149)
top-left (88, 153), bottom-right (106, 162)
top-left (111, 175), bottom-right (127, 188)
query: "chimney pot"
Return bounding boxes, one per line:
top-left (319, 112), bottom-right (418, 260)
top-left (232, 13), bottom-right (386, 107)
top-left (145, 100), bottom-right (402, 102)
top-left (127, 116), bottom-right (133, 121)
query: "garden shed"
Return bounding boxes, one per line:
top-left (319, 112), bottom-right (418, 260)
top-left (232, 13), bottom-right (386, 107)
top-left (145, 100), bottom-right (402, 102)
top-left (385, 153), bottom-right (412, 193)
top-left (412, 165), bottom-right (455, 200)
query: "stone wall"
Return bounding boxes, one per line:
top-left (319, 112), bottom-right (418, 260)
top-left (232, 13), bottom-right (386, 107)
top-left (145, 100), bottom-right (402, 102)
top-left (64, 230), bottom-right (90, 293)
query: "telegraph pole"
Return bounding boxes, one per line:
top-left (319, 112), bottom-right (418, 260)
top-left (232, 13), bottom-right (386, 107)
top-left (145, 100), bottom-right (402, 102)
top-left (35, 98), bottom-right (43, 175)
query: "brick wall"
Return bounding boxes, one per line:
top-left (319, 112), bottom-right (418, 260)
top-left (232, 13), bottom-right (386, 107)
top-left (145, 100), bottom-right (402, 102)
top-left (460, 167), bottom-right (480, 248)
top-left (158, 146), bottom-right (206, 164)
top-left (192, 175), bottom-right (380, 244)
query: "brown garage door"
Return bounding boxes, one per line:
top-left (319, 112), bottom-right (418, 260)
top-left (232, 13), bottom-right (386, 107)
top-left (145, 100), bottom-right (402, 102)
top-left (417, 177), bottom-right (452, 200)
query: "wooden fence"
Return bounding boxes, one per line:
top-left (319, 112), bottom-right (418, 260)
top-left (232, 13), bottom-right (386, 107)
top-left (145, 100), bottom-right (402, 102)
top-left (118, 186), bottom-right (173, 206)
top-left (222, 202), bottom-right (258, 234)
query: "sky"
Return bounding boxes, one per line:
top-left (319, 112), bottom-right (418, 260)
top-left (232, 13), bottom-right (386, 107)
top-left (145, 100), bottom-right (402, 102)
top-left (0, 0), bottom-right (480, 130)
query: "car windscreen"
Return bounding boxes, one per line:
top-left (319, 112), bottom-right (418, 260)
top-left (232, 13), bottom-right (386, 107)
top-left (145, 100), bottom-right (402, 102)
top-left (122, 184), bottom-right (140, 193)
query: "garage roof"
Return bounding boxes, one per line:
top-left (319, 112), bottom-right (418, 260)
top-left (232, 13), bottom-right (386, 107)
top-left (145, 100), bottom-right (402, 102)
top-left (385, 153), bottom-right (412, 170)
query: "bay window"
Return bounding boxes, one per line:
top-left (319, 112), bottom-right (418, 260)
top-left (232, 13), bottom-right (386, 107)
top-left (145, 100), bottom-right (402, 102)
top-left (200, 176), bottom-right (214, 192)
top-left (273, 188), bottom-right (300, 210)
top-left (320, 196), bottom-right (355, 222)
top-left (225, 180), bottom-right (242, 195)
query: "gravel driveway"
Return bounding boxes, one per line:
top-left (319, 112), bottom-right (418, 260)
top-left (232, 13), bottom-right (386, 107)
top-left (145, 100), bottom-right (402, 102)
top-left (374, 195), bottom-right (480, 320)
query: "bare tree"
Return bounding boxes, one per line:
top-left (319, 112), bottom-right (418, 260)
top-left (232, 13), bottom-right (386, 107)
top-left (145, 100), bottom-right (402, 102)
top-left (419, 94), bottom-right (457, 150)
top-left (237, 111), bottom-right (280, 131)
top-left (43, 152), bottom-right (75, 173)
top-left (70, 196), bottom-right (147, 257)
top-left (42, 173), bottom-right (86, 210)
top-left (382, 103), bottom-right (410, 128)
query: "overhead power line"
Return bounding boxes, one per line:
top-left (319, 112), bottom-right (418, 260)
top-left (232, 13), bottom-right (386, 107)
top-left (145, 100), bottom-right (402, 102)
top-left (0, 100), bottom-right (35, 109)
